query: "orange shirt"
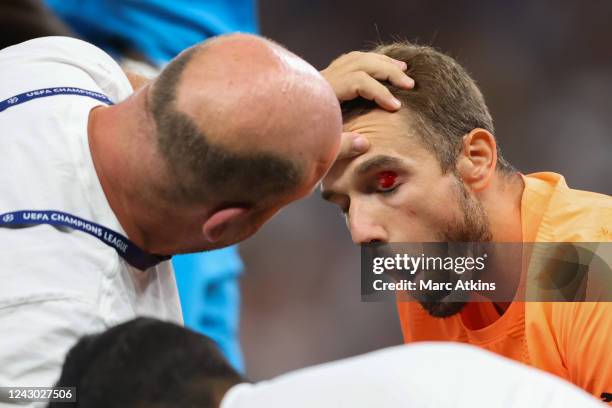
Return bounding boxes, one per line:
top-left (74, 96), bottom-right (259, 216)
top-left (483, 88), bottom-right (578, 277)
top-left (397, 172), bottom-right (612, 403)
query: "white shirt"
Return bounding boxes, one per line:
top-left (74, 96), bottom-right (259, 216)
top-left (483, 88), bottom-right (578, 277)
top-left (0, 37), bottom-right (182, 394)
top-left (222, 343), bottom-right (602, 408)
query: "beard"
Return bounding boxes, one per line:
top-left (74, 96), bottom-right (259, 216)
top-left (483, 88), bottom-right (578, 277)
top-left (418, 175), bottom-right (493, 318)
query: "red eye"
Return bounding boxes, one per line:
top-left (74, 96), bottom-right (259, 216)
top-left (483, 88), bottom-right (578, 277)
top-left (377, 171), bottom-right (397, 189)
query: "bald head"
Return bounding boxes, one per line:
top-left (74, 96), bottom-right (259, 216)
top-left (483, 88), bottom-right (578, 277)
top-left (180, 34), bottom-right (340, 157)
top-left (150, 34), bottom-right (340, 206)
top-left (146, 34), bottom-right (341, 249)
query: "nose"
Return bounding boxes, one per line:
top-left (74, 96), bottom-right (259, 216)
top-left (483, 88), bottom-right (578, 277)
top-left (348, 202), bottom-right (388, 244)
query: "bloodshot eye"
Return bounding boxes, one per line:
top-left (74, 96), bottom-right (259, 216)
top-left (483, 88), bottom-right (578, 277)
top-left (377, 171), bottom-right (397, 190)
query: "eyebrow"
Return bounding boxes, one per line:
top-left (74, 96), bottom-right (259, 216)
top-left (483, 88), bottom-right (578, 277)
top-left (321, 155), bottom-right (404, 201)
top-left (354, 155), bottom-right (404, 176)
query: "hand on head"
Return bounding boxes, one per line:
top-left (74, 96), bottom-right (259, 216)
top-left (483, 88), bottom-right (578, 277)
top-left (113, 36), bottom-right (416, 254)
top-left (321, 51), bottom-right (415, 161)
top-left (321, 50), bottom-right (414, 111)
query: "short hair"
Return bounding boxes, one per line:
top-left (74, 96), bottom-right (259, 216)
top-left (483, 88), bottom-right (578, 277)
top-left (149, 46), bottom-right (302, 206)
top-left (49, 318), bottom-right (243, 408)
top-left (342, 42), bottom-right (514, 173)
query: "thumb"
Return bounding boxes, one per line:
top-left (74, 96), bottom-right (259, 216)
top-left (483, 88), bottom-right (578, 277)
top-left (337, 132), bottom-right (370, 160)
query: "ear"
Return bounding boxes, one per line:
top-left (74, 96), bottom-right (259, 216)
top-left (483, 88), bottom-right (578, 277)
top-left (455, 128), bottom-right (497, 191)
top-left (202, 207), bottom-right (248, 243)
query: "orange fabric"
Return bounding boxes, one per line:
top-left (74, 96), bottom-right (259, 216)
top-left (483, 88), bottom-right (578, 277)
top-left (397, 172), bottom-right (612, 402)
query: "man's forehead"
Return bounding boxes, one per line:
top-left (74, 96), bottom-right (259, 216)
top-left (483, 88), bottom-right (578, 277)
top-left (343, 108), bottom-right (414, 138)
top-left (321, 144), bottom-right (411, 196)
top-left (322, 113), bottom-right (431, 197)
top-left (329, 145), bottom-right (406, 176)
top-left (342, 112), bottom-right (420, 165)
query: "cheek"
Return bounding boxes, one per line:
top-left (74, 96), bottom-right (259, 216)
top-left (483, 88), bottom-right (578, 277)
top-left (385, 182), bottom-right (432, 216)
top-left (384, 179), bottom-right (462, 240)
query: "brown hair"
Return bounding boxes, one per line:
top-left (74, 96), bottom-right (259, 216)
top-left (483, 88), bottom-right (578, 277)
top-left (148, 46), bottom-right (302, 207)
top-left (342, 41), bottom-right (514, 173)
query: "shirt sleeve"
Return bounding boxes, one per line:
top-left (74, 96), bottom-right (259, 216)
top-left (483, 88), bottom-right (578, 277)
top-left (221, 343), bottom-right (603, 408)
top-left (0, 297), bottom-right (106, 389)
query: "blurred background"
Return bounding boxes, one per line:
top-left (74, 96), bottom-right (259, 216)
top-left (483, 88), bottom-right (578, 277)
top-left (241, 0), bottom-right (612, 380)
top-left (2, 0), bottom-right (610, 382)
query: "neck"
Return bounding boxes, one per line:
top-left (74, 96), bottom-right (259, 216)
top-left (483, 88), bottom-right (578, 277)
top-left (482, 171), bottom-right (525, 243)
top-left (88, 88), bottom-right (212, 255)
top-left (87, 88), bottom-right (157, 253)
top-left (479, 171), bottom-right (525, 313)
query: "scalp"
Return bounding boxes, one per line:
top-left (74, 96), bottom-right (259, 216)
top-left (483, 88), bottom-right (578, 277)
top-left (174, 33), bottom-right (341, 165)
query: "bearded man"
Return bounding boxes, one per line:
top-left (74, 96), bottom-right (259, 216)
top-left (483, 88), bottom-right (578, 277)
top-left (321, 42), bottom-right (612, 404)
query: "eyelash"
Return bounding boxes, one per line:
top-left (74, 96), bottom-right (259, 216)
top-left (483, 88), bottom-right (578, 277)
top-left (337, 172), bottom-right (401, 214)
top-left (339, 186), bottom-right (398, 216)
top-left (378, 185), bottom-right (399, 195)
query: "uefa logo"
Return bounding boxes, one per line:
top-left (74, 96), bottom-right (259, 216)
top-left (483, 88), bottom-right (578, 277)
top-left (7, 97), bottom-right (19, 104)
top-left (2, 214), bottom-right (14, 223)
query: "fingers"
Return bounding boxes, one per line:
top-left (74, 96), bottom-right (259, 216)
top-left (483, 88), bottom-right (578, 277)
top-left (353, 72), bottom-right (402, 111)
top-left (352, 53), bottom-right (414, 90)
top-left (321, 51), bottom-right (415, 112)
top-left (377, 53), bottom-right (408, 71)
top-left (337, 132), bottom-right (370, 160)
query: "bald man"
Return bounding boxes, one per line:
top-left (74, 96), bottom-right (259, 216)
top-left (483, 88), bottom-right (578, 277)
top-left (0, 34), bottom-right (412, 393)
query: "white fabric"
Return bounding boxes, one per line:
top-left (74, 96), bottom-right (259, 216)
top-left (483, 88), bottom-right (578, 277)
top-left (222, 343), bottom-right (602, 408)
top-left (0, 37), bottom-right (182, 397)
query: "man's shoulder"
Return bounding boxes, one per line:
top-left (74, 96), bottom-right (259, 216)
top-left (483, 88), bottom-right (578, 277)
top-left (3, 36), bottom-right (100, 52)
top-left (526, 172), bottom-right (612, 242)
top-left (1, 36), bottom-right (112, 67)
top-left (549, 186), bottom-right (612, 241)
top-left (556, 182), bottom-right (612, 213)
top-left (0, 36), bottom-right (133, 103)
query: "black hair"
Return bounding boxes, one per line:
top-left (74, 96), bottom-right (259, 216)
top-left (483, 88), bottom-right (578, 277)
top-left (49, 317), bottom-right (244, 408)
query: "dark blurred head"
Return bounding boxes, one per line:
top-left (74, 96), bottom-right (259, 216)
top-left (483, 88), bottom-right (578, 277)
top-left (50, 318), bottom-right (243, 408)
top-left (322, 42), bottom-right (512, 317)
top-left (148, 33), bottom-right (342, 251)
